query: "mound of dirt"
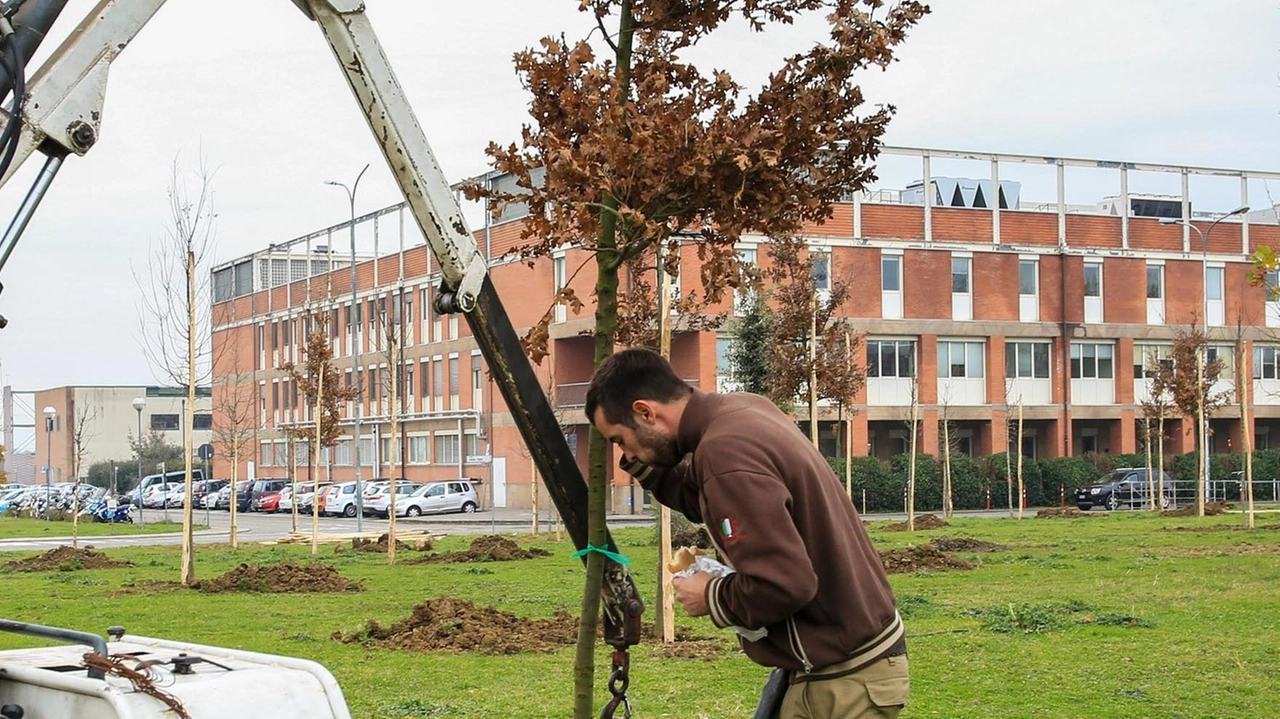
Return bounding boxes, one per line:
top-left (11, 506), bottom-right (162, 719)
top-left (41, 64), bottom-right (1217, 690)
top-left (929, 537), bottom-right (1006, 553)
top-left (879, 545), bottom-right (975, 574)
top-left (1161, 501), bottom-right (1232, 518)
top-left (1036, 507), bottom-right (1095, 519)
top-left (4, 546), bottom-right (133, 572)
top-left (349, 533), bottom-right (433, 553)
top-left (405, 536), bottom-right (551, 565)
top-left (334, 596), bottom-right (577, 654)
top-left (195, 561), bottom-right (363, 593)
top-left (881, 514), bottom-right (949, 532)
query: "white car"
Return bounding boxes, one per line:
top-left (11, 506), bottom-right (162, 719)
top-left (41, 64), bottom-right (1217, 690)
top-left (397, 481), bottom-right (479, 517)
top-left (321, 482), bottom-right (362, 518)
top-left (142, 483), bottom-right (182, 509)
top-left (364, 482), bottom-right (421, 518)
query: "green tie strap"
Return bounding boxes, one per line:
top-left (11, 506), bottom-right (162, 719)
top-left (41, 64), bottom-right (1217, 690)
top-left (571, 543), bottom-right (631, 565)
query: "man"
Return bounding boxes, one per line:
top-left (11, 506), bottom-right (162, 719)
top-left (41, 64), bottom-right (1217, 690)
top-left (586, 348), bottom-right (907, 719)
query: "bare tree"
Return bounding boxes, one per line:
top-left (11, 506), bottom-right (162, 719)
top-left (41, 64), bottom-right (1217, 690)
top-left (375, 293), bottom-right (407, 564)
top-left (69, 400), bottom-right (97, 547)
top-left (135, 158), bottom-right (217, 586)
top-left (212, 309), bottom-right (258, 549)
top-left (937, 387), bottom-right (957, 519)
top-left (905, 375), bottom-right (918, 531)
top-left (1139, 346), bottom-right (1175, 510)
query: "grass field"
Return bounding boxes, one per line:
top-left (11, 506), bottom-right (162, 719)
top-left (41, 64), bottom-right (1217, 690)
top-left (0, 511), bottom-right (1276, 718)
top-left (0, 516), bottom-right (190, 539)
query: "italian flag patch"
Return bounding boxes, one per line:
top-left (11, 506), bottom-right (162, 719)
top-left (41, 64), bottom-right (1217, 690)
top-left (720, 516), bottom-right (743, 544)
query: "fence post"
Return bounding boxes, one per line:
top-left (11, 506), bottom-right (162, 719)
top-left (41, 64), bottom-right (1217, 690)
top-left (985, 484), bottom-right (991, 511)
top-left (1060, 483), bottom-right (1065, 508)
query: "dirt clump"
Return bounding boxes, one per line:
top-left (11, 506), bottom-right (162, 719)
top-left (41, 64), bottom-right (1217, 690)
top-left (1162, 501), bottom-right (1232, 518)
top-left (653, 639), bottom-right (730, 661)
top-left (929, 537), bottom-right (1006, 553)
top-left (1036, 507), bottom-right (1095, 519)
top-left (881, 514), bottom-right (949, 532)
top-left (5, 546), bottom-right (134, 572)
top-left (334, 596), bottom-right (576, 654)
top-left (350, 533), bottom-right (433, 553)
top-left (406, 535), bottom-right (551, 564)
top-left (879, 545), bottom-right (975, 574)
top-left (195, 561), bottom-right (363, 593)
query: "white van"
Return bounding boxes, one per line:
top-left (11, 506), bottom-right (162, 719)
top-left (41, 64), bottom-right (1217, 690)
top-left (397, 481), bottom-right (479, 517)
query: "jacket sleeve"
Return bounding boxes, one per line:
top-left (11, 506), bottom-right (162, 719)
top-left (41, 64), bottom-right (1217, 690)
top-left (701, 469), bottom-right (817, 630)
top-left (632, 456), bottom-right (702, 524)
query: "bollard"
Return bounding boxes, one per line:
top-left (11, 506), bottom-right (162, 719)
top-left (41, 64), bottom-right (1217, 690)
top-left (1060, 483), bottom-right (1065, 508)
top-left (985, 485), bottom-right (991, 511)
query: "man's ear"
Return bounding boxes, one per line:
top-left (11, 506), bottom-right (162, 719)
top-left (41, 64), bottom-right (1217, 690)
top-left (631, 399), bottom-right (658, 425)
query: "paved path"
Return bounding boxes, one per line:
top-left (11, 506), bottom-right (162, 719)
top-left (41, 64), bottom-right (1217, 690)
top-left (0, 506), bottom-right (1039, 552)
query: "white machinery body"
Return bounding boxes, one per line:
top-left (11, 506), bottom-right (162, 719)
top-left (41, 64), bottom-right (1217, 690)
top-left (0, 633), bottom-right (351, 719)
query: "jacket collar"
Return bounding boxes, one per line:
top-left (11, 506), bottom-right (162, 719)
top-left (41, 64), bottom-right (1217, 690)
top-left (676, 390), bottom-right (717, 456)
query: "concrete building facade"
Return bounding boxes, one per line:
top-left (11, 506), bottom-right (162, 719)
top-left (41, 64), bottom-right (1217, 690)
top-left (209, 146), bottom-right (1280, 511)
top-left (31, 386), bottom-right (213, 485)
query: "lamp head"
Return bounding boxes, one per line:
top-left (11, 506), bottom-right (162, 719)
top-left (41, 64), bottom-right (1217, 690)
top-left (131, 397), bottom-right (146, 412)
top-left (42, 406), bottom-right (55, 420)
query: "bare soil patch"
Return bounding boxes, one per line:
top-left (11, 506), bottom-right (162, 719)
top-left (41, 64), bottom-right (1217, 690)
top-left (4, 546), bottom-right (133, 572)
top-left (879, 545), bottom-right (975, 574)
top-left (334, 596), bottom-right (577, 654)
top-left (194, 561), bottom-right (364, 593)
top-left (404, 535), bottom-right (551, 565)
top-left (1036, 507), bottom-right (1095, 519)
top-left (1160, 543), bottom-right (1280, 558)
top-left (881, 514), bottom-right (949, 532)
top-left (929, 537), bottom-right (1007, 553)
top-left (109, 579), bottom-right (187, 596)
top-left (1161, 501), bottom-right (1232, 518)
top-left (344, 533), bottom-right (433, 553)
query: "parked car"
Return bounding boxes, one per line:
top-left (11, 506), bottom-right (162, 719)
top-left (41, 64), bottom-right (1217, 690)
top-left (364, 481), bottom-right (422, 518)
top-left (295, 483), bottom-right (329, 512)
top-left (142, 482), bottom-right (183, 509)
top-left (256, 491), bottom-right (283, 513)
top-left (1076, 468), bottom-right (1175, 511)
top-left (321, 482), bottom-right (363, 518)
top-left (397, 480), bottom-right (479, 517)
top-left (242, 479), bottom-right (288, 512)
top-left (217, 481), bottom-right (252, 511)
top-left (164, 484), bottom-right (188, 508)
top-left (191, 479), bottom-right (228, 508)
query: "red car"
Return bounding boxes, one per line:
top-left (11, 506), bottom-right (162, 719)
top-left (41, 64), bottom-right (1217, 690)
top-left (256, 492), bottom-right (282, 513)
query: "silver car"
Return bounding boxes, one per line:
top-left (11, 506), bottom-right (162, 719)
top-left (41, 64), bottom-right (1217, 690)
top-left (397, 481), bottom-right (479, 517)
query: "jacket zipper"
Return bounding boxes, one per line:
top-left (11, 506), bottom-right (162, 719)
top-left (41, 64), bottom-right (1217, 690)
top-left (786, 617), bottom-right (814, 673)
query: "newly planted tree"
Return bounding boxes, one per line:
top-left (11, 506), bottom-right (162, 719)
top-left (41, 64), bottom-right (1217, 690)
top-left (281, 315), bottom-right (356, 555)
top-left (1150, 327), bottom-right (1229, 517)
top-left (136, 158), bottom-right (218, 585)
top-left (466, 2), bottom-right (926, 713)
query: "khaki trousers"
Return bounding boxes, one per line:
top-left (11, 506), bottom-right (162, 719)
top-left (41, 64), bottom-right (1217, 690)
top-left (778, 655), bottom-right (909, 719)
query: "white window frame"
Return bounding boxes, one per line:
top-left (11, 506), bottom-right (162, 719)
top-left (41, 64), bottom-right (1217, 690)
top-left (434, 432), bottom-right (461, 466)
top-left (1083, 260), bottom-right (1103, 324)
top-left (1005, 341), bottom-right (1051, 380)
top-left (881, 251), bottom-right (903, 320)
top-left (553, 253), bottom-right (567, 323)
top-left (1146, 261), bottom-right (1165, 325)
top-left (1205, 263), bottom-right (1225, 327)
top-left (951, 253), bottom-right (972, 321)
top-left (1018, 256), bottom-right (1039, 322)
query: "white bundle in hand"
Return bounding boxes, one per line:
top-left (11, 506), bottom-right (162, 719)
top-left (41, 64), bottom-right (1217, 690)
top-left (672, 554), bottom-right (768, 642)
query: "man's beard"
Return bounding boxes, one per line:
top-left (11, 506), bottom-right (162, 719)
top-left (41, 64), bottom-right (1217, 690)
top-left (634, 422), bottom-right (681, 468)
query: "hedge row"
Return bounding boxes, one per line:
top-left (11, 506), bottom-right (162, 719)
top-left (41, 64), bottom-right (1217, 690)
top-left (826, 449), bottom-right (1280, 514)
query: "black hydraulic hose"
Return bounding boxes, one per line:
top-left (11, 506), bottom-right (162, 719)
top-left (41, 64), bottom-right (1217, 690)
top-left (0, 0), bottom-right (69, 103)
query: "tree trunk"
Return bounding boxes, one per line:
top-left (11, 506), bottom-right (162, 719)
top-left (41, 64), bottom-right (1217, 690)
top-left (1157, 414), bottom-right (1166, 510)
top-left (1152, 414), bottom-right (1162, 509)
top-left (907, 389), bottom-right (917, 532)
top-left (1240, 342), bottom-right (1255, 528)
top-left (290, 435), bottom-right (299, 533)
top-left (942, 418), bottom-right (952, 519)
top-left (1016, 398), bottom-right (1025, 520)
top-left (655, 241), bottom-right (675, 645)
top-left (181, 249), bottom-right (197, 586)
top-left (809, 289), bottom-right (819, 449)
top-left (312, 368), bottom-right (324, 556)
top-left (1197, 353), bottom-right (1206, 518)
top-left (230, 442), bottom-right (239, 549)
top-left (388, 332), bottom-right (399, 566)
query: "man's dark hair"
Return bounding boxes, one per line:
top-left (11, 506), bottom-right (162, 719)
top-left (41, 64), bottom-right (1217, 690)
top-left (586, 348), bottom-right (693, 428)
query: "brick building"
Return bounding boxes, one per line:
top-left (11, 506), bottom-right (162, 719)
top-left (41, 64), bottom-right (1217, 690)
top-left (209, 146), bottom-right (1280, 511)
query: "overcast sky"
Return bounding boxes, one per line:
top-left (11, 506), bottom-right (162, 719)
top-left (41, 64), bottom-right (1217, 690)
top-left (0, 0), bottom-right (1277, 395)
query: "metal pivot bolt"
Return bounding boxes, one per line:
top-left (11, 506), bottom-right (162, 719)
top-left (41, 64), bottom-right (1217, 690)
top-left (67, 121), bottom-right (96, 152)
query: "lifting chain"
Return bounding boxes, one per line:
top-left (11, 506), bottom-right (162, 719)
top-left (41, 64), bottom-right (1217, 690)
top-left (600, 647), bottom-right (632, 719)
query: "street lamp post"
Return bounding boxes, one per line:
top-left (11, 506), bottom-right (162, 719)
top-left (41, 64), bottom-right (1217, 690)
top-left (133, 396), bottom-right (146, 526)
top-left (326, 164), bottom-right (370, 532)
top-left (1161, 204), bottom-right (1250, 515)
top-left (42, 406), bottom-right (55, 520)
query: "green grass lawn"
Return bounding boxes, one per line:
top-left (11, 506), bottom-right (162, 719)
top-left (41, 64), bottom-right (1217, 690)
top-left (0, 516), bottom-right (192, 538)
top-left (0, 512), bottom-right (1277, 718)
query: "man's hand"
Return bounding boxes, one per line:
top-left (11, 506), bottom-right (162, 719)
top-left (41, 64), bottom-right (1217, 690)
top-left (672, 572), bottom-right (712, 616)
